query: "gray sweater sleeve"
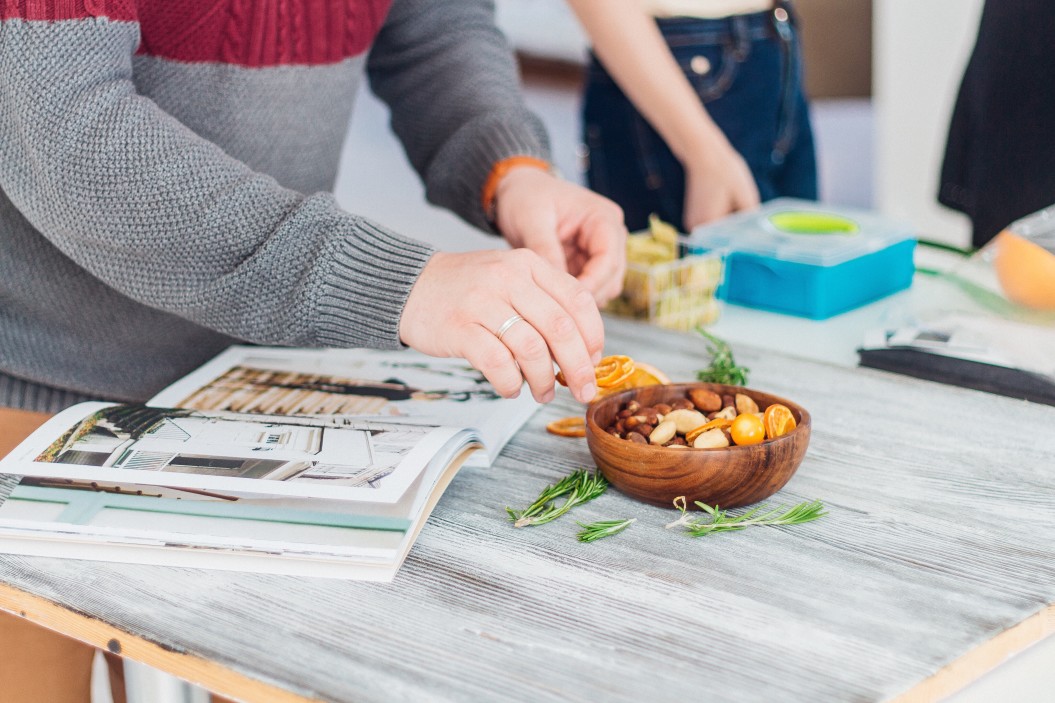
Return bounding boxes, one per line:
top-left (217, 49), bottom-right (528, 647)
top-left (367, 0), bottom-right (552, 231)
top-left (0, 19), bottom-right (434, 351)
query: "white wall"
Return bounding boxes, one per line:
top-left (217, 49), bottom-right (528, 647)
top-left (873, 0), bottom-right (984, 246)
top-left (494, 0), bottom-right (588, 63)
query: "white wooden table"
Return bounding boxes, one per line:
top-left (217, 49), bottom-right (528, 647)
top-left (0, 315), bottom-right (1052, 703)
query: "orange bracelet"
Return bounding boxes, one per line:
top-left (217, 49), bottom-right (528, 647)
top-left (481, 155), bottom-right (552, 221)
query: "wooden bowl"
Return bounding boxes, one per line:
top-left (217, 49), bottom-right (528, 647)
top-left (585, 383), bottom-right (811, 509)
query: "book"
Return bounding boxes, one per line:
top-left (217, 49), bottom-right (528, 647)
top-left (0, 347), bottom-right (539, 580)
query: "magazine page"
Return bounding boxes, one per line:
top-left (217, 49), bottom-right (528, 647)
top-left (0, 442), bottom-right (479, 580)
top-left (147, 346), bottom-right (538, 465)
top-left (0, 402), bottom-right (472, 503)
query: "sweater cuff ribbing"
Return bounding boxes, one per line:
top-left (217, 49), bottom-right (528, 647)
top-left (426, 111), bottom-right (550, 233)
top-left (313, 216), bottom-right (435, 350)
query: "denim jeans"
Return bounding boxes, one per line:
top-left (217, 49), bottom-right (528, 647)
top-left (582, 5), bottom-right (818, 232)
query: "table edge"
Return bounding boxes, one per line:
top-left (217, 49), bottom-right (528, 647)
top-left (0, 582), bottom-right (318, 703)
top-left (2, 576), bottom-right (1052, 703)
top-left (888, 604), bottom-right (1054, 703)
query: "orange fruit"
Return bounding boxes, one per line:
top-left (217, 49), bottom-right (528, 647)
top-left (730, 413), bottom-right (765, 446)
top-left (763, 403), bottom-right (797, 439)
top-left (992, 231), bottom-right (1055, 310)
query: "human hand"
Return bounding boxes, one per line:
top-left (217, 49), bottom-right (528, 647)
top-left (399, 249), bottom-right (604, 404)
top-left (683, 147), bottom-right (760, 231)
top-left (493, 167), bottom-right (627, 306)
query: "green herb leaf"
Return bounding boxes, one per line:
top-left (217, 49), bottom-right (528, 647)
top-left (576, 518), bottom-right (636, 543)
top-left (666, 495), bottom-right (826, 537)
top-left (507, 469), bottom-right (608, 528)
top-left (694, 328), bottom-right (749, 386)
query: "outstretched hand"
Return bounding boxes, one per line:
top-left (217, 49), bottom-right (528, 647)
top-left (399, 249), bottom-right (604, 404)
top-left (493, 167), bottom-right (627, 306)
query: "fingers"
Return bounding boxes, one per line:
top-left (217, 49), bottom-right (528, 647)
top-left (399, 248), bottom-right (606, 406)
top-left (685, 184), bottom-right (747, 229)
top-left (468, 283), bottom-right (603, 405)
top-left (733, 171), bottom-right (761, 210)
top-left (683, 153), bottom-right (761, 228)
top-left (517, 260), bottom-right (604, 402)
top-left (495, 169), bottom-right (624, 304)
top-left (570, 210), bottom-right (627, 306)
top-left (528, 254), bottom-right (606, 362)
top-left (459, 326), bottom-right (524, 399)
top-left (492, 315), bottom-right (560, 403)
top-left (738, 186), bottom-right (761, 209)
top-left (503, 202), bottom-right (568, 273)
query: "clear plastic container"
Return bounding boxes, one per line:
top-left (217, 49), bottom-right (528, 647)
top-left (605, 253), bottom-right (724, 331)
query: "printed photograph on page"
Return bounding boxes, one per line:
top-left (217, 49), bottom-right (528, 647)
top-left (150, 346), bottom-right (515, 424)
top-left (6, 403), bottom-right (464, 502)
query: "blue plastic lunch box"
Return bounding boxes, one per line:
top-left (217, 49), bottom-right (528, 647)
top-left (685, 199), bottom-right (917, 319)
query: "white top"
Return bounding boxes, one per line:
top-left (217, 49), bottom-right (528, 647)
top-left (646, 0), bottom-right (773, 18)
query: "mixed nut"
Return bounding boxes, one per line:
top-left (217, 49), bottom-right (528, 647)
top-left (603, 388), bottom-right (797, 449)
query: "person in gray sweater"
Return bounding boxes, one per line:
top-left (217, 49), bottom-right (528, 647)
top-left (0, 0), bottom-right (627, 418)
top-left (0, 1), bottom-right (627, 699)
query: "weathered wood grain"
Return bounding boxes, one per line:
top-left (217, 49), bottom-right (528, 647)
top-left (1, 317), bottom-right (1053, 703)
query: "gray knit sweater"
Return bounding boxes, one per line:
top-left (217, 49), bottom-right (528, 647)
top-left (0, 0), bottom-right (549, 413)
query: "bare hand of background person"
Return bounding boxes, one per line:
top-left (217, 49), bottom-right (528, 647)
top-left (683, 147), bottom-right (761, 231)
top-left (399, 249), bottom-right (604, 404)
top-left (493, 167), bottom-right (628, 306)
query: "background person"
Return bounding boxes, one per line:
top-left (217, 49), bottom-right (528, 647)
top-left (569, 0), bottom-right (817, 232)
top-left (938, 0), bottom-right (1055, 248)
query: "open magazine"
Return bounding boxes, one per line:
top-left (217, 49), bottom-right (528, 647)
top-left (0, 348), bottom-right (539, 580)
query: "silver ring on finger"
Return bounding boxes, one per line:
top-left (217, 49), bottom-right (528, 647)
top-left (495, 313), bottom-right (526, 343)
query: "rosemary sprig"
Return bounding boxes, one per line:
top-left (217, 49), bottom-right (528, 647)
top-left (665, 496), bottom-right (826, 536)
top-left (695, 328), bottom-right (749, 386)
top-left (506, 469), bottom-right (608, 528)
top-left (576, 518), bottom-right (636, 543)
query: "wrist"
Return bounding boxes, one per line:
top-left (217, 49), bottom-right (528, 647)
top-left (482, 156), bottom-right (552, 225)
top-left (675, 124), bottom-right (736, 171)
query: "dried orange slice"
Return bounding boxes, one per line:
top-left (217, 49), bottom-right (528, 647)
top-left (763, 403), bottom-right (797, 439)
top-left (546, 416), bottom-right (586, 438)
top-left (684, 417), bottom-right (733, 444)
top-left (595, 361), bottom-right (670, 400)
top-left (594, 355), bottom-right (635, 387)
top-left (556, 355), bottom-right (636, 389)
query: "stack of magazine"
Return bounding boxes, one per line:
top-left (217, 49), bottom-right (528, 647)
top-left (0, 347), bottom-right (539, 580)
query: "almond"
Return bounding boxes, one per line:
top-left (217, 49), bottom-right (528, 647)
top-left (649, 419), bottom-right (677, 445)
top-left (688, 388), bottom-right (723, 412)
top-left (735, 393), bottom-right (759, 414)
top-left (692, 428), bottom-right (730, 449)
